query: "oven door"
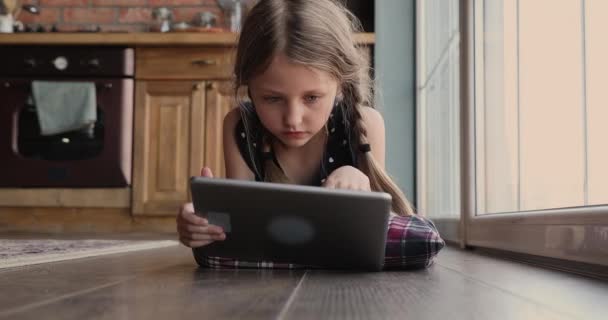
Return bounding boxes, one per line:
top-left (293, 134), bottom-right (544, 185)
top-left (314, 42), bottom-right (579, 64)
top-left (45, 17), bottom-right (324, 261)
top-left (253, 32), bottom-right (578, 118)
top-left (0, 78), bottom-right (133, 187)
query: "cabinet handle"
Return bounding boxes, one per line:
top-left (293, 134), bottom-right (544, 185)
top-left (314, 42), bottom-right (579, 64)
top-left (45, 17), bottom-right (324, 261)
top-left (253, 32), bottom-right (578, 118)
top-left (193, 83), bottom-right (203, 90)
top-left (191, 59), bottom-right (217, 66)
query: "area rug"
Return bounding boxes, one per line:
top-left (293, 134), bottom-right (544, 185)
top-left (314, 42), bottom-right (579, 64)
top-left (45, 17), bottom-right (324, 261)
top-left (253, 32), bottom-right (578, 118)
top-left (0, 239), bottom-right (180, 269)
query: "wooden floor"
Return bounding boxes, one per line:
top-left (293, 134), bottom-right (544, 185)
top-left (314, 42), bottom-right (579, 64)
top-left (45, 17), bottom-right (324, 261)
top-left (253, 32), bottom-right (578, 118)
top-left (0, 244), bottom-right (606, 320)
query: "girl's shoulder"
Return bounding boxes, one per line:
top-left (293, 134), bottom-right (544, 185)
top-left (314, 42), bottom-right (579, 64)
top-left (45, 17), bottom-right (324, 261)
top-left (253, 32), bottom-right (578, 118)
top-left (225, 102), bottom-right (265, 181)
top-left (223, 102), bottom-right (260, 142)
top-left (223, 107), bottom-right (242, 133)
top-left (359, 107), bottom-right (385, 132)
top-left (223, 102), bottom-right (256, 130)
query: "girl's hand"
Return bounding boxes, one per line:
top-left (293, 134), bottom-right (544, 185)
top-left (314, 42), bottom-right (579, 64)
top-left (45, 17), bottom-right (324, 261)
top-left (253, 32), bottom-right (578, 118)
top-left (322, 165), bottom-right (371, 191)
top-left (176, 167), bottom-right (226, 248)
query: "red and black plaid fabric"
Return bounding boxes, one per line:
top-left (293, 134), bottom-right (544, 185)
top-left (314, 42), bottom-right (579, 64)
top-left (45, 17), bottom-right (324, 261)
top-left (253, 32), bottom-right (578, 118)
top-left (196, 214), bottom-right (444, 270)
top-left (384, 214), bottom-right (445, 269)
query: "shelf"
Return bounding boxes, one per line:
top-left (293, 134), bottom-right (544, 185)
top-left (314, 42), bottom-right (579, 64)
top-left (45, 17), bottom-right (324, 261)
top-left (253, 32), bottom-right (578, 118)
top-left (0, 32), bottom-right (375, 46)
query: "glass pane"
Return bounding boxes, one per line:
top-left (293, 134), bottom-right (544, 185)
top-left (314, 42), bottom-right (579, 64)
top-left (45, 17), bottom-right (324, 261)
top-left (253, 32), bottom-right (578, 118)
top-left (424, 0), bottom-right (454, 81)
top-left (477, 0), bottom-right (520, 214)
top-left (476, 0), bottom-right (608, 214)
top-left (519, 0), bottom-right (585, 211)
top-left (585, 0), bottom-right (608, 205)
top-left (417, 0), bottom-right (461, 219)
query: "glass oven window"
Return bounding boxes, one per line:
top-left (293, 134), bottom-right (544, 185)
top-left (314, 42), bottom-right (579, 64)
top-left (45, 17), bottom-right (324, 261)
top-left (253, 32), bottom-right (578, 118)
top-left (16, 97), bottom-right (105, 161)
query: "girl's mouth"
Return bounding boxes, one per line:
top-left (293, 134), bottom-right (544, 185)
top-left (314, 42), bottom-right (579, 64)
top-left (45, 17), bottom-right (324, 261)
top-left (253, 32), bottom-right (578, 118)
top-left (282, 131), bottom-right (307, 139)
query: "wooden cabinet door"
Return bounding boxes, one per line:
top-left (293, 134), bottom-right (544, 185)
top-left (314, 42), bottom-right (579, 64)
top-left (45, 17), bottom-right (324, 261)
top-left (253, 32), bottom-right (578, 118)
top-left (132, 81), bottom-right (206, 215)
top-left (203, 81), bottom-right (235, 178)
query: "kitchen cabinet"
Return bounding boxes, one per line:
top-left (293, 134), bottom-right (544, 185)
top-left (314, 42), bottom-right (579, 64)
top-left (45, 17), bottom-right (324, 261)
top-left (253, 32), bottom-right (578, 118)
top-left (132, 79), bottom-right (233, 215)
top-left (203, 80), bottom-right (235, 180)
top-left (132, 47), bottom-right (235, 215)
top-left (132, 80), bottom-right (202, 215)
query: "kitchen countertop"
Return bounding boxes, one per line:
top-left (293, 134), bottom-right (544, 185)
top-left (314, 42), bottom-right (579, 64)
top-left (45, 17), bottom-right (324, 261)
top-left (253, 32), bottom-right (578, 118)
top-left (0, 32), bottom-right (374, 46)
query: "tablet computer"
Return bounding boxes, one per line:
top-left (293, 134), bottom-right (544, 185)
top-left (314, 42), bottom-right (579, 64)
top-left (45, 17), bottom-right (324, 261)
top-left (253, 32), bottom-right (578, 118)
top-left (190, 177), bottom-right (392, 271)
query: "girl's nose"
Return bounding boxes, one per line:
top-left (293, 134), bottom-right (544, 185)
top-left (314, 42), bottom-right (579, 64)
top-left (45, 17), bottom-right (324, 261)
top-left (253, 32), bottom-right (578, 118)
top-left (283, 103), bottom-right (303, 127)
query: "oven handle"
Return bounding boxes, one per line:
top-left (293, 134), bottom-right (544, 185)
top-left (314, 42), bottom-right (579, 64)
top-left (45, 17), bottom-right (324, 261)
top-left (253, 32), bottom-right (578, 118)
top-left (3, 81), bottom-right (114, 90)
top-left (97, 83), bottom-right (113, 90)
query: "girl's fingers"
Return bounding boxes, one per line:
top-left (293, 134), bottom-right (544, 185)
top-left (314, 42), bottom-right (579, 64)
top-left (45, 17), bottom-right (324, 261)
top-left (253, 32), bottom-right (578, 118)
top-left (323, 179), bottom-right (369, 191)
top-left (180, 233), bottom-right (214, 241)
top-left (179, 237), bottom-right (214, 248)
top-left (183, 232), bottom-right (225, 241)
top-left (179, 203), bottom-right (208, 225)
top-left (184, 224), bottom-right (224, 235)
top-left (322, 179), bottom-right (335, 189)
top-left (201, 167), bottom-right (214, 178)
top-left (181, 210), bottom-right (208, 226)
top-left (177, 224), bottom-right (226, 242)
top-left (181, 202), bottom-right (194, 213)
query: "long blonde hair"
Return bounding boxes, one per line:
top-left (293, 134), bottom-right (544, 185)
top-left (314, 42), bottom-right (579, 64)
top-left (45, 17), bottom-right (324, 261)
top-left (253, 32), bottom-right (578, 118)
top-left (233, 0), bottom-right (415, 216)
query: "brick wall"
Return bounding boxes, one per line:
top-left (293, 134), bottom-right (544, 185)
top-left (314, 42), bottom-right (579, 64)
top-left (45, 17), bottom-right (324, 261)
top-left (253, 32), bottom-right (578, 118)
top-left (17, 0), bottom-right (255, 32)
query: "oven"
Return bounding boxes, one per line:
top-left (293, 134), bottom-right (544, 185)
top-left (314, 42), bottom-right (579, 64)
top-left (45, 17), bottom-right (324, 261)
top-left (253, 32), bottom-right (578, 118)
top-left (0, 46), bottom-right (134, 187)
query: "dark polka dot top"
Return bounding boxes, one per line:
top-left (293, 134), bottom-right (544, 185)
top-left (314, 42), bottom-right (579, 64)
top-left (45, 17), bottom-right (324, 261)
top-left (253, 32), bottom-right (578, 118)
top-left (234, 102), bottom-right (359, 186)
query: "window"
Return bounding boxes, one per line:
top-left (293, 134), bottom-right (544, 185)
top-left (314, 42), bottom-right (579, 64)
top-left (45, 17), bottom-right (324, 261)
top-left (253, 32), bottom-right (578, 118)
top-left (417, 0), bottom-right (608, 266)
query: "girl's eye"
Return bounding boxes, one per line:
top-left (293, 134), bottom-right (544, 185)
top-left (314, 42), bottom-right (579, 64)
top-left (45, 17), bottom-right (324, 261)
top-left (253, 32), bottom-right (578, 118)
top-left (305, 95), bottom-right (320, 103)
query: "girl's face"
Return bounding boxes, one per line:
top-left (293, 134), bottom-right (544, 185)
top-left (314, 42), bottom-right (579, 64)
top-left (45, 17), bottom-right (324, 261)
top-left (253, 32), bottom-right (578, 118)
top-left (249, 53), bottom-right (339, 149)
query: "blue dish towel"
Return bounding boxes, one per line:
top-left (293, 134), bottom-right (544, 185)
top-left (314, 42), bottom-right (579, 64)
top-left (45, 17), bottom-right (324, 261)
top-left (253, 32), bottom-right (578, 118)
top-left (32, 81), bottom-right (97, 136)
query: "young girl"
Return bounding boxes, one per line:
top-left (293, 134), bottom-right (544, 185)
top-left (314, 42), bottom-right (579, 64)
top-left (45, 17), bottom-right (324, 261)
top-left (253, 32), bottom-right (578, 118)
top-left (177, 0), bottom-right (444, 269)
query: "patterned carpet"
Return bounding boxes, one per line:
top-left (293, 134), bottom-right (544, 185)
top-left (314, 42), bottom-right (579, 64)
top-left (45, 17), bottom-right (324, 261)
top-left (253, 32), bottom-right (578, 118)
top-left (0, 239), bottom-right (179, 269)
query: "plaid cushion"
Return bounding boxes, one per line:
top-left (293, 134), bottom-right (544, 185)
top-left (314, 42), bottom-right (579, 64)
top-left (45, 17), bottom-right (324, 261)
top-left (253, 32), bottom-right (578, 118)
top-left (194, 214), bottom-right (444, 270)
top-left (383, 214), bottom-right (445, 269)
